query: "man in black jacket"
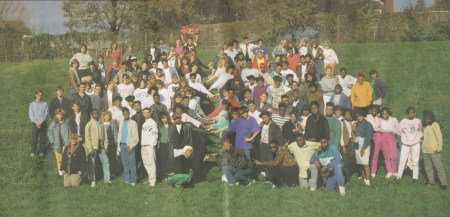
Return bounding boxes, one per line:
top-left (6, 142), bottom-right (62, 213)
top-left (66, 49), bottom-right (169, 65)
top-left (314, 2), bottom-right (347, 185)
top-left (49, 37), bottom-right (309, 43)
top-left (49, 86), bottom-right (72, 119)
top-left (72, 83), bottom-right (92, 114)
top-left (259, 111), bottom-right (284, 184)
top-left (304, 101), bottom-right (330, 142)
top-left (68, 102), bottom-right (90, 144)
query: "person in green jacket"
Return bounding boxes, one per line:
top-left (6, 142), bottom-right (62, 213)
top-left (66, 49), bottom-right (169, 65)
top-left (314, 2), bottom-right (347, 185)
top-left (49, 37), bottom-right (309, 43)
top-left (325, 102), bottom-right (341, 147)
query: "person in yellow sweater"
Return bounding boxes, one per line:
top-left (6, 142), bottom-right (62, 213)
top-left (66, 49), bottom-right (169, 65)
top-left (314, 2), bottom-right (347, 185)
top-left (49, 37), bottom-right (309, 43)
top-left (422, 110), bottom-right (447, 190)
top-left (350, 73), bottom-right (373, 115)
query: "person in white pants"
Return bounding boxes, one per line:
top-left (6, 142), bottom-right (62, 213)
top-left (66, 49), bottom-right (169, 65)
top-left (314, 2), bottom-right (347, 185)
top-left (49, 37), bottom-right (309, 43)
top-left (397, 106), bottom-right (423, 182)
top-left (141, 108), bottom-right (159, 187)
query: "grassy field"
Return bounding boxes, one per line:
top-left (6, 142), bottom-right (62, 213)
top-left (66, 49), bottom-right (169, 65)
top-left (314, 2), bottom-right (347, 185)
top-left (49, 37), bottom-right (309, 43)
top-left (0, 42), bottom-right (449, 217)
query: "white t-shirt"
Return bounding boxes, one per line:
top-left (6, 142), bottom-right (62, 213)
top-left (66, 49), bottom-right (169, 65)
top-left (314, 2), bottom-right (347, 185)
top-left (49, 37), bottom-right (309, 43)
top-left (117, 83), bottom-right (135, 107)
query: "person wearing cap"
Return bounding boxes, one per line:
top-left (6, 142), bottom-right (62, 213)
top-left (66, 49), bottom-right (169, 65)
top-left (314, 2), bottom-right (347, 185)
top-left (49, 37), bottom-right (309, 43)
top-left (168, 145), bottom-right (194, 188)
top-left (351, 73), bottom-right (373, 115)
top-left (329, 84), bottom-right (351, 109)
top-left (117, 107), bottom-right (139, 185)
top-left (311, 138), bottom-right (346, 195)
top-left (108, 95), bottom-right (123, 124)
top-left (61, 134), bottom-right (87, 187)
top-left (259, 111), bottom-right (284, 185)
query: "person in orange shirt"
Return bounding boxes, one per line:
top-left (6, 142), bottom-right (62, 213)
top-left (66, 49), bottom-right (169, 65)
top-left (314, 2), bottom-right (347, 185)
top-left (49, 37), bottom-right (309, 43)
top-left (350, 73), bottom-right (373, 115)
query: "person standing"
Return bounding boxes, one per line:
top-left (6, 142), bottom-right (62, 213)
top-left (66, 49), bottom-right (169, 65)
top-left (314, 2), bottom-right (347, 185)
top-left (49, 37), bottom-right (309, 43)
top-left (288, 135), bottom-right (320, 191)
top-left (61, 134), bottom-right (87, 187)
top-left (396, 106), bottom-right (423, 182)
top-left (70, 44), bottom-right (92, 79)
top-left (350, 73), bottom-right (373, 115)
top-left (72, 82), bottom-right (92, 114)
top-left (353, 110), bottom-right (374, 186)
top-left (422, 110), bottom-right (447, 190)
top-left (228, 106), bottom-right (261, 160)
top-left (47, 108), bottom-right (70, 175)
top-left (325, 102), bottom-right (341, 148)
top-left (29, 90), bottom-right (48, 157)
top-left (140, 108), bottom-right (159, 187)
top-left (304, 101), bottom-right (330, 142)
top-left (369, 70), bottom-right (388, 106)
top-left (49, 86), bottom-right (72, 119)
top-left (117, 108), bottom-right (139, 186)
top-left (376, 107), bottom-right (400, 179)
top-left (84, 108), bottom-right (110, 187)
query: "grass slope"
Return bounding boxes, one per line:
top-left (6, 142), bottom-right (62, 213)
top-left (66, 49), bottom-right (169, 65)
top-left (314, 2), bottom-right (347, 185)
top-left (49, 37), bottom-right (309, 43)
top-left (0, 42), bottom-right (449, 217)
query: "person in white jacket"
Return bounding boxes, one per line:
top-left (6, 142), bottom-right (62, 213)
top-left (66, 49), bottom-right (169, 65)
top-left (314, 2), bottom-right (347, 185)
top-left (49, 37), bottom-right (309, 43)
top-left (117, 107), bottom-right (139, 185)
top-left (322, 40), bottom-right (339, 76)
top-left (141, 108), bottom-right (159, 187)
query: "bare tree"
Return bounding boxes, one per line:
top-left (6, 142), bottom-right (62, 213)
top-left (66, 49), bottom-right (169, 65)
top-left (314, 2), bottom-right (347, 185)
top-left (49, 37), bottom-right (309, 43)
top-left (0, 1), bottom-right (29, 21)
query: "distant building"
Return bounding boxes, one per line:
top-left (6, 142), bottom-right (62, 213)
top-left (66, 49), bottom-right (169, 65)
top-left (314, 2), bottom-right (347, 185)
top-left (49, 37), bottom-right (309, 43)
top-left (373, 0), bottom-right (395, 13)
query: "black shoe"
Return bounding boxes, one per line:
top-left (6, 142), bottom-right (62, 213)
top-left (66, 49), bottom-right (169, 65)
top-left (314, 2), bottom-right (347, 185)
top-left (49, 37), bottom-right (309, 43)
top-left (441, 185), bottom-right (447, 190)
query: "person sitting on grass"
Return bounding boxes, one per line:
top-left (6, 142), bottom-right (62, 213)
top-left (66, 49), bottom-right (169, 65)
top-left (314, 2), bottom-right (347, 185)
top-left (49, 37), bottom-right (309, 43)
top-left (168, 146), bottom-right (194, 188)
top-left (61, 134), bottom-right (87, 188)
top-left (311, 138), bottom-right (346, 196)
top-left (204, 138), bottom-right (253, 186)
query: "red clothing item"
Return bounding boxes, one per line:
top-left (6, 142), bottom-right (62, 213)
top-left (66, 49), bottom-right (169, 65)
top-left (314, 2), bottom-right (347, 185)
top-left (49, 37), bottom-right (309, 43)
top-left (252, 58), bottom-right (269, 73)
top-left (287, 54), bottom-right (300, 72)
top-left (106, 50), bottom-right (123, 83)
top-left (207, 98), bottom-right (241, 118)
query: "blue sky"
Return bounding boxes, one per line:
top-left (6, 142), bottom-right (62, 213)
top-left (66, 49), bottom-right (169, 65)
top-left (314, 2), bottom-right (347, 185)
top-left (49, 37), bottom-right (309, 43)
top-left (23, 0), bottom-right (435, 34)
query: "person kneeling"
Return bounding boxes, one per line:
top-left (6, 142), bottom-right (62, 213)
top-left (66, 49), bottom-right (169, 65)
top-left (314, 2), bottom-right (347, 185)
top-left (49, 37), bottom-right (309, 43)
top-left (312, 138), bottom-right (346, 195)
top-left (205, 139), bottom-right (253, 186)
top-left (168, 146), bottom-right (194, 188)
top-left (61, 134), bottom-right (87, 187)
top-left (254, 143), bottom-right (298, 187)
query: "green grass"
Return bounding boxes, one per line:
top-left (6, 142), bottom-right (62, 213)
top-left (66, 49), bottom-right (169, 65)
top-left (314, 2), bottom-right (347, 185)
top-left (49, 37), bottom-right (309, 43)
top-left (1, 42), bottom-right (450, 217)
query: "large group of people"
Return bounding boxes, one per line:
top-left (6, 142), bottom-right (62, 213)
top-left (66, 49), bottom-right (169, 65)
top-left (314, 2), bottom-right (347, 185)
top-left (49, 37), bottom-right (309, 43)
top-left (28, 35), bottom-right (447, 195)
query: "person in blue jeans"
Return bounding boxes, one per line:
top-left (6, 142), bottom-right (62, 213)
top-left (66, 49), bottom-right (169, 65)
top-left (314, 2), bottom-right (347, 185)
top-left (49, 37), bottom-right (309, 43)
top-left (204, 139), bottom-right (252, 186)
top-left (311, 138), bottom-right (346, 196)
top-left (117, 108), bottom-right (139, 186)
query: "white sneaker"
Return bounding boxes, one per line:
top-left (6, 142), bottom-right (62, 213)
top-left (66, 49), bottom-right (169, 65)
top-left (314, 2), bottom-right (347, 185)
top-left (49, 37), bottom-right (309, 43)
top-left (58, 171), bottom-right (63, 176)
top-left (221, 174), bottom-right (228, 182)
top-left (310, 188), bottom-right (316, 191)
top-left (272, 184), bottom-right (276, 189)
top-left (385, 173), bottom-right (393, 179)
top-left (149, 183), bottom-right (155, 187)
top-left (91, 181), bottom-right (96, 188)
top-left (261, 172), bottom-right (266, 177)
top-left (364, 179), bottom-right (371, 186)
top-left (371, 174), bottom-right (376, 178)
top-left (251, 179), bottom-right (256, 184)
top-left (339, 186), bottom-right (346, 196)
top-left (130, 183), bottom-right (136, 186)
top-left (30, 153), bottom-right (35, 158)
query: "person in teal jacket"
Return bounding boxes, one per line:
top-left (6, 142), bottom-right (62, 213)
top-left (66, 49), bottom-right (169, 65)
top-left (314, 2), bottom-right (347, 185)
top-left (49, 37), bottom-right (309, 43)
top-left (325, 102), bottom-right (341, 147)
top-left (311, 138), bottom-right (346, 196)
